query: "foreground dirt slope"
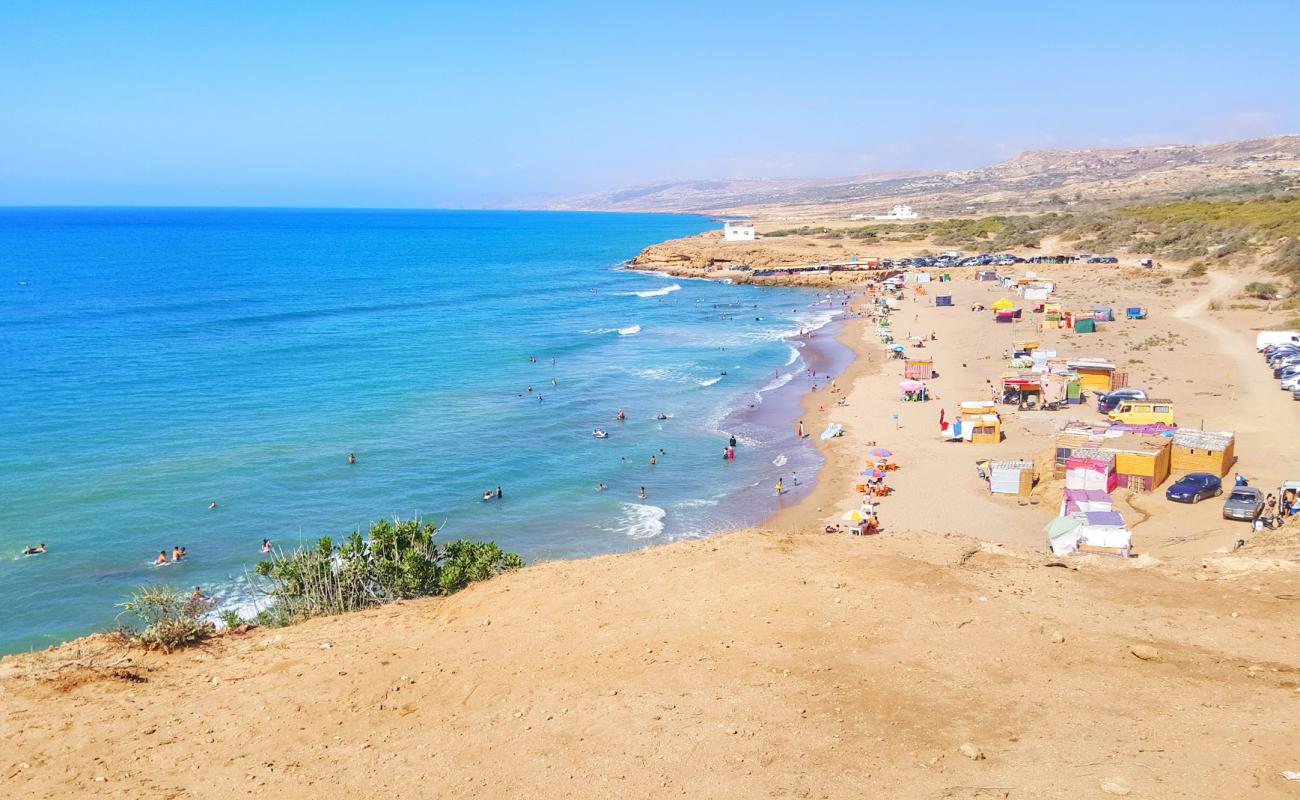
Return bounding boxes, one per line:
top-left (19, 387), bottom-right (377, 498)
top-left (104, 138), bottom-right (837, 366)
top-left (4, 529), bottom-right (1298, 799)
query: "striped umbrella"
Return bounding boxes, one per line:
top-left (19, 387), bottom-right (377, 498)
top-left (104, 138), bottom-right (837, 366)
top-left (868, 447), bottom-right (893, 458)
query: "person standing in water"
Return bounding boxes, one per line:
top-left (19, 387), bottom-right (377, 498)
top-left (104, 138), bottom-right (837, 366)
top-left (348, 452), bottom-right (356, 464)
top-left (729, 435), bottom-right (737, 449)
top-left (496, 486), bottom-right (503, 499)
top-left (639, 486), bottom-right (646, 500)
top-left (796, 421), bottom-right (804, 438)
top-left (261, 538), bottom-right (272, 553)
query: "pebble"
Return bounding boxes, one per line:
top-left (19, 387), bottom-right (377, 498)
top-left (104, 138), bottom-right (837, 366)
top-left (1101, 777), bottom-right (1132, 795)
top-left (958, 742), bottom-right (984, 760)
top-left (1130, 645), bottom-right (1159, 661)
top-left (1050, 631), bottom-right (1065, 644)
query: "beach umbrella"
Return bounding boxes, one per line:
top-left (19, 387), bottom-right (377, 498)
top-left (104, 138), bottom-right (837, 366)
top-left (860, 468), bottom-right (886, 479)
top-left (890, 344), bottom-right (904, 350)
top-left (900, 380), bottom-right (925, 391)
top-left (841, 509), bottom-right (865, 522)
top-left (868, 447), bottom-right (892, 458)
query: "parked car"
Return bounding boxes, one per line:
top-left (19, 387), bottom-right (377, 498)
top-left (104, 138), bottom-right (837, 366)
top-left (1108, 398), bottom-right (1175, 426)
top-left (1165, 472), bottom-right (1223, 503)
top-left (1272, 361), bottom-right (1300, 379)
top-left (1096, 386), bottom-right (1147, 413)
top-left (1223, 487), bottom-right (1264, 521)
top-left (1294, 385), bottom-right (1300, 401)
top-left (1279, 374), bottom-right (1300, 391)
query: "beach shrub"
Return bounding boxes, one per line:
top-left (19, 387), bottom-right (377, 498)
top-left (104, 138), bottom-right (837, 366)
top-left (1185, 262), bottom-right (1208, 278)
top-left (252, 518), bottom-right (523, 625)
top-left (1243, 281), bottom-right (1278, 300)
top-left (118, 585), bottom-right (214, 652)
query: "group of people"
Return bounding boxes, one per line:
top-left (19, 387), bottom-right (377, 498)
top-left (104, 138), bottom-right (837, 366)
top-left (482, 486), bottom-right (504, 502)
top-left (155, 545), bottom-right (187, 565)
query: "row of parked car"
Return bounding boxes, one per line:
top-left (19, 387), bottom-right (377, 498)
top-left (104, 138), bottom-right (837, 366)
top-left (1259, 336), bottom-right (1300, 401)
top-left (888, 252), bottom-right (1119, 269)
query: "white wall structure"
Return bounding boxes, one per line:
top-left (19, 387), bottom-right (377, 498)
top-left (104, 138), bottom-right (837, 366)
top-left (873, 204), bottom-right (920, 220)
top-left (723, 221), bottom-right (756, 241)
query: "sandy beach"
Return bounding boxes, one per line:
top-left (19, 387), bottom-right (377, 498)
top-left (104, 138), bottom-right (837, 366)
top-left (4, 239), bottom-right (1300, 798)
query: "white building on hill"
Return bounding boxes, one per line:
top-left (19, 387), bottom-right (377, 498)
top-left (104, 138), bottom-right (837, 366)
top-left (873, 204), bottom-right (919, 221)
top-left (723, 221), bottom-right (756, 241)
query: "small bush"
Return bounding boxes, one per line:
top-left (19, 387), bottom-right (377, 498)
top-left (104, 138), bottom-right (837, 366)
top-left (1185, 262), bottom-right (1208, 278)
top-left (1243, 281), bottom-right (1278, 299)
top-left (1208, 298), bottom-right (1223, 311)
top-left (252, 518), bottom-right (523, 625)
top-left (118, 585), bottom-right (214, 652)
top-left (1158, 277), bottom-right (1174, 285)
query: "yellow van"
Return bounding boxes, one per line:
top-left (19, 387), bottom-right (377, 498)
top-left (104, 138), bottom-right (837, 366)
top-left (1108, 399), bottom-right (1174, 426)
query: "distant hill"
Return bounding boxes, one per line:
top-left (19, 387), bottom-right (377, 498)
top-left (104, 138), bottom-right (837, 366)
top-left (539, 135), bottom-right (1300, 218)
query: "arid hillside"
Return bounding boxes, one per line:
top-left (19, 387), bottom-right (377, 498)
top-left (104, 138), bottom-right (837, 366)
top-left (543, 135), bottom-right (1300, 219)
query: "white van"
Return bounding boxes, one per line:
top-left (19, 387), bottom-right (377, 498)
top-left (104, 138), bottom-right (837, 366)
top-left (1255, 331), bottom-right (1299, 351)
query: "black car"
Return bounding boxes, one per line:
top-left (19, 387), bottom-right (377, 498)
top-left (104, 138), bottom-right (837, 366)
top-left (1096, 387), bottom-right (1147, 413)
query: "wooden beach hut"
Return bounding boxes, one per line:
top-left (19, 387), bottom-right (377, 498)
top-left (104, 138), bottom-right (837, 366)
top-left (959, 401), bottom-right (1002, 444)
top-left (1106, 434), bottom-right (1172, 493)
top-left (1066, 359), bottom-right (1120, 395)
top-left (903, 359), bottom-right (935, 380)
top-left (1171, 429), bottom-right (1236, 477)
top-left (988, 460), bottom-right (1035, 495)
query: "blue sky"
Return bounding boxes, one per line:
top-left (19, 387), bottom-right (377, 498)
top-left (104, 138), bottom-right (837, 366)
top-left (2, 0), bottom-right (1297, 207)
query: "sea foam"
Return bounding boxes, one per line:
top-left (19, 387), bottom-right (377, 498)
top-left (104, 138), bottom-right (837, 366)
top-left (615, 503), bottom-right (666, 539)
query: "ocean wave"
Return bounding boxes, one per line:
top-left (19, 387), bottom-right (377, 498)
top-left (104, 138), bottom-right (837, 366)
top-left (784, 343), bottom-right (803, 366)
top-left (672, 497), bottom-right (719, 510)
top-left (583, 324), bottom-right (642, 336)
top-left (613, 503), bottom-right (666, 540)
top-left (615, 283), bottom-right (681, 298)
top-left (760, 372), bottom-right (794, 393)
top-left (772, 453), bottom-right (788, 467)
top-left (698, 375), bottom-right (723, 387)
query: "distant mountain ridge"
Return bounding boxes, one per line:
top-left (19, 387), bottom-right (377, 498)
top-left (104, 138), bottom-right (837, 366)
top-left (540, 135), bottom-right (1300, 218)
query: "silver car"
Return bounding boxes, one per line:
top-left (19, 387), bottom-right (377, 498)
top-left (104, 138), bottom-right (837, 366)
top-left (1223, 487), bottom-right (1264, 521)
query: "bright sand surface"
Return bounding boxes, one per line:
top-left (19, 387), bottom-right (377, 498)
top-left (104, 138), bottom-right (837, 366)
top-left (4, 255), bottom-right (1300, 798)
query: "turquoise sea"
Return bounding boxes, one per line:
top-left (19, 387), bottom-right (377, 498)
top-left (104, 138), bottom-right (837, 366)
top-left (0, 208), bottom-right (848, 654)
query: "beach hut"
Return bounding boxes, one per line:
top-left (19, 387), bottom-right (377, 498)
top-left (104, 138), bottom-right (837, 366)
top-left (1091, 305), bottom-right (1114, 322)
top-left (903, 359), bottom-right (935, 380)
top-left (1066, 359), bottom-right (1118, 395)
top-left (1045, 515), bottom-right (1085, 555)
top-left (1065, 449), bottom-right (1118, 492)
top-left (1106, 435), bottom-right (1172, 493)
top-left (1170, 429), bottom-right (1236, 477)
top-left (1077, 511), bottom-right (1132, 557)
top-left (988, 460), bottom-right (1034, 495)
top-left (935, 295), bottom-right (953, 307)
top-left (1074, 317), bottom-right (1096, 333)
top-left (1126, 306), bottom-right (1147, 319)
top-left (976, 270), bottom-right (998, 282)
top-left (991, 297), bottom-right (1015, 311)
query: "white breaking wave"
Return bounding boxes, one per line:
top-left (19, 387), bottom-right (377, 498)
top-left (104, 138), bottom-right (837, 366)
top-left (614, 503), bottom-right (666, 540)
top-left (698, 375), bottom-right (723, 387)
top-left (583, 324), bottom-right (642, 336)
top-left (761, 372), bottom-right (794, 393)
top-left (784, 343), bottom-right (803, 366)
top-left (772, 453), bottom-right (788, 467)
top-left (672, 497), bottom-right (719, 510)
top-left (616, 283), bottom-right (681, 298)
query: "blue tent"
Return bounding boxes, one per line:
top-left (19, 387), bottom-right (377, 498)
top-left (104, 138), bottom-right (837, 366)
top-left (936, 295), bottom-right (953, 307)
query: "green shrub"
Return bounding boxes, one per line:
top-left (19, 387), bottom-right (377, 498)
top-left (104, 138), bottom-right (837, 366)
top-left (252, 518), bottom-right (523, 625)
top-left (118, 585), bottom-right (214, 652)
top-left (1185, 262), bottom-right (1208, 278)
top-left (1243, 281), bottom-right (1278, 299)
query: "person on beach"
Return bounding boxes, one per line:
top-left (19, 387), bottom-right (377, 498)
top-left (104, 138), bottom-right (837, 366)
top-left (261, 538), bottom-right (272, 553)
top-left (791, 471), bottom-right (798, 485)
top-left (22, 543), bottom-right (45, 555)
top-left (155, 550), bottom-right (169, 565)
top-left (348, 452), bottom-right (356, 464)
top-left (796, 421), bottom-right (804, 438)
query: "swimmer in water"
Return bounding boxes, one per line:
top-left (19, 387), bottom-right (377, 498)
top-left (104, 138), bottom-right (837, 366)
top-left (155, 550), bottom-right (169, 565)
top-left (596, 483), bottom-right (606, 492)
top-left (22, 543), bottom-right (45, 555)
top-left (616, 409), bottom-right (626, 421)
top-left (208, 501), bottom-right (218, 510)
top-left (261, 538), bottom-right (272, 553)
top-left (656, 413), bottom-right (667, 420)
top-left (172, 546), bottom-right (183, 561)
top-left (483, 490), bottom-right (494, 502)
top-left (639, 486), bottom-right (646, 500)
top-left (348, 452), bottom-right (356, 464)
